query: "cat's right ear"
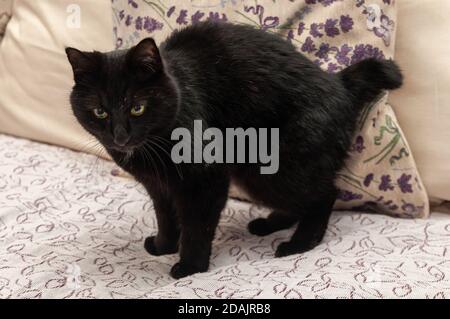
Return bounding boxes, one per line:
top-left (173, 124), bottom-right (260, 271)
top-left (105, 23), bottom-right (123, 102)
top-left (126, 38), bottom-right (163, 80)
top-left (65, 47), bottom-right (99, 81)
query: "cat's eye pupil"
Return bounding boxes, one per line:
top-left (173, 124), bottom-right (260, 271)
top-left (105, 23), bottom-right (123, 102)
top-left (93, 108), bottom-right (108, 119)
top-left (131, 104), bottom-right (145, 116)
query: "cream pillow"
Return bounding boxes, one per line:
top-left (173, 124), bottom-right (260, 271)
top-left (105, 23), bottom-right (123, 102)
top-left (0, 0), bottom-right (12, 42)
top-left (390, 0), bottom-right (450, 204)
top-left (0, 0), bottom-right (114, 153)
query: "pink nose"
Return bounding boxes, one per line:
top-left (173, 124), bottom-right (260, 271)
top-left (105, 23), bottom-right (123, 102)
top-left (113, 125), bottom-right (130, 146)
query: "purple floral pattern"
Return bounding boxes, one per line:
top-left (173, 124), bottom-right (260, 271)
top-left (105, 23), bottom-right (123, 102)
top-left (362, 2), bottom-right (395, 46)
top-left (111, 0), bottom-right (429, 218)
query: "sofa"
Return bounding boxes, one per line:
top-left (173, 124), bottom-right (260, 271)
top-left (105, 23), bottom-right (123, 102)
top-left (0, 0), bottom-right (449, 299)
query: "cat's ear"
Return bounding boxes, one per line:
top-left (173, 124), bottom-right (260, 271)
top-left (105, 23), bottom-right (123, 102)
top-left (126, 38), bottom-right (162, 79)
top-left (65, 47), bottom-right (99, 81)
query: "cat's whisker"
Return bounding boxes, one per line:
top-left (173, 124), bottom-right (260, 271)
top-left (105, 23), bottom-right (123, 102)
top-left (143, 143), bottom-right (168, 192)
top-left (139, 145), bottom-right (163, 190)
top-left (118, 151), bottom-right (129, 167)
top-left (150, 135), bottom-right (173, 147)
top-left (76, 139), bottom-right (97, 156)
top-left (140, 148), bottom-right (154, 176)
top-left (80, 140), bottom-right (101, 178)
top-left (75, 138), bottom-right (97, 152)
top-left (88, 156), bottom-right (100, 179)
top-left (148, 136), bottom-right (184, 180)
top-left (145, 141), bottom-right (169, 188)
top-left (76, 138), bottom-right (111, 181)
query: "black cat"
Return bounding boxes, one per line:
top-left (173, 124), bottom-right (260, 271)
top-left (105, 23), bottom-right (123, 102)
top-left (66, 22), bottom-right (402, 279)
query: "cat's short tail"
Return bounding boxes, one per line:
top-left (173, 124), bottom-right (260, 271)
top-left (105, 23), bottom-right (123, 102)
top-left (339, 58), bottom-right (403, 106)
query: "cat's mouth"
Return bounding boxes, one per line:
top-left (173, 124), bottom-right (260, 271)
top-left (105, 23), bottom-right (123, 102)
top-left (110, 145), bottom-right (137, 153)
top-left (108, 141), bottom-right (146, 153)
top-left (110, 145), bottom-right (134, 152)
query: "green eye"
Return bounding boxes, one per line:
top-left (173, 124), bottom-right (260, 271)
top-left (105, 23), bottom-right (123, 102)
top-left (93, 108), bottom-right (108, 119)
top-left (131, 104), bottom-right (146, 116)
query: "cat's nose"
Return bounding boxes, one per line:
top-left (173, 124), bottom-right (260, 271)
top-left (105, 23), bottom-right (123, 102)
top-left (113, 125), bottom-right (130, 147)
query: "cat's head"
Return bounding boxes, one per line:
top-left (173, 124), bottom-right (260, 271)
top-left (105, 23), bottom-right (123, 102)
top-left (65, 38), bottom-right (179, 153)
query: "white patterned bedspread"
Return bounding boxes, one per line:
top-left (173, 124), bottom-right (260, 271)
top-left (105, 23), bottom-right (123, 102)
top-left (0, 134), bottom-right (449, 299)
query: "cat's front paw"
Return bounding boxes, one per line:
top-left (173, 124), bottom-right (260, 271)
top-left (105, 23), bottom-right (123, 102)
top-left (248, 218), bottom-right (273, 236)
top-left (144, 236), bottom-right (178, 256)
top-left (275, 241), bottom-right (316, 258)
top-left (275, 242), bottom-right (299, 258)
top-left (170, 262), bottom-right (207, 279)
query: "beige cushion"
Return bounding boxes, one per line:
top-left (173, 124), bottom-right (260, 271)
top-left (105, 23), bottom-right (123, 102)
top-left (390, 0), bottom-right (450, 203)
top-left (0, 0), bottom-right (12, 42)
top-left (0, 0), bottom-right (114, 154)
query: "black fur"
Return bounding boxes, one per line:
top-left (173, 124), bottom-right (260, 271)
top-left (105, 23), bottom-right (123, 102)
top-left (65, 22), bottom-right (403, 279)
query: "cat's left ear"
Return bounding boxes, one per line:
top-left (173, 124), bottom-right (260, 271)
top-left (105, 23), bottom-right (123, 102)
top-left (127, 38), bottom-right (163, 79)
top-left (65, 47), bottom-right (100, 82)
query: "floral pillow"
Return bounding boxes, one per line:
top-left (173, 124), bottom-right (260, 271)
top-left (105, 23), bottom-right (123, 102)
top-left (111, 0), bottom-right (429, 218)
top-left (0, 0), bottom-right (12, 43)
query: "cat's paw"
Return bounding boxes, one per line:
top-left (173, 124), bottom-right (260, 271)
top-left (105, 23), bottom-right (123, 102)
top-left (144, 236), bottom-right (177, 256)
top-left (248, 218), bottom-right (273, 236)
top-left (275, 242), bottom-right (299, 258)
top-left (275, 241), bottom-right (316, 258)
top-left (170, 262), bottom-right (207, 279)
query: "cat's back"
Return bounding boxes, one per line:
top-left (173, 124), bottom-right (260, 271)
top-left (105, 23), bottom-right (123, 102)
top-left (161, 21), bottom-right (305, 65)
top-left (160, 21), bottom-right (324, 98)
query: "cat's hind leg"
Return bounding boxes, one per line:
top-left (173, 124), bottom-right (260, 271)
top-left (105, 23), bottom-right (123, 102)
top-left (248, 211), bottom-right (297, 236)
top-left (275, 196), bottom-right (335, 258)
